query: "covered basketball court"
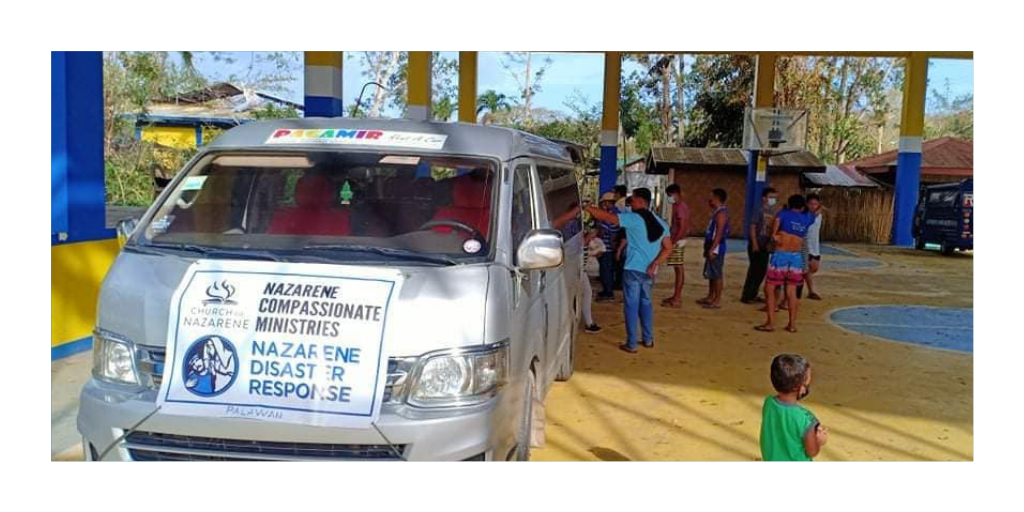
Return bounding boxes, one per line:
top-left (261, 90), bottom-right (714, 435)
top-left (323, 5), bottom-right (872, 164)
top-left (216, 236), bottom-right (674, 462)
top-left (52, 51), bottom-right (973, 461)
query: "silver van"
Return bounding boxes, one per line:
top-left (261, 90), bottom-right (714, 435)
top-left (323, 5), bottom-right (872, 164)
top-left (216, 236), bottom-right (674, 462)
top-left (78, 118), bottom-right (584, 461)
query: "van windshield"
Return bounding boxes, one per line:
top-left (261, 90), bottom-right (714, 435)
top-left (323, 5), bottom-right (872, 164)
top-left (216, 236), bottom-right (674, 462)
top-left (136, 151), bottom-right (498, 263)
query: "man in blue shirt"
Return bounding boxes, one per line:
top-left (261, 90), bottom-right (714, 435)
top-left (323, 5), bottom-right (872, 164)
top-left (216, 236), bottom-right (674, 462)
top-left (585, 188), bottom-right (672, 353)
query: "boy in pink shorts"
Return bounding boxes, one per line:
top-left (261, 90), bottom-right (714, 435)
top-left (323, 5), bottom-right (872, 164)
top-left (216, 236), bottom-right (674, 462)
top-left (757, 195), bottom-right (814, 333)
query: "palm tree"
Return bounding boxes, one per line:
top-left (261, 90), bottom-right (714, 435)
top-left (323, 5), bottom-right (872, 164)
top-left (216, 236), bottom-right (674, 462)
top-left (476, 90), bottom-right (510, 124)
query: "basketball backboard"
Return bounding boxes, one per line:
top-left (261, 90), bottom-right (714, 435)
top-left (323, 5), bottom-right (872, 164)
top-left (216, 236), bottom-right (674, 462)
top-left (742, 108), bottom-right (808, 153)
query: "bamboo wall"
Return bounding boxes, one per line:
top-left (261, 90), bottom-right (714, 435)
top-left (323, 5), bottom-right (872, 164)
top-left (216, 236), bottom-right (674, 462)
top-left (816, 187), bottom-right (894, 244)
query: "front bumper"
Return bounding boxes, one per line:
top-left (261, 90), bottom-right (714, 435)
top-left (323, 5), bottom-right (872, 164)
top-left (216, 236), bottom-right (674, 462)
top-left (78, 379), bottom-right (518, 461)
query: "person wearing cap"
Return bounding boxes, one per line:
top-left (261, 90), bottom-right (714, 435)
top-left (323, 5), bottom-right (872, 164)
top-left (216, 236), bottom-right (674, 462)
top-left (596, 191), bottom-right (620, 301)
top-left (585, 188), bottom-right (672, 353)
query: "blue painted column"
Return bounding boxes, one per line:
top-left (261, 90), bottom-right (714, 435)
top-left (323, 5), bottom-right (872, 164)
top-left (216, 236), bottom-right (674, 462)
top-left (744, 150), bottom-right (765, 238)
top-left (892, 144), bottom-right (922, 245)
top-left (892, 52), bottom-right (928, 246)
top-left (52, 51), bottom-right (111, 245)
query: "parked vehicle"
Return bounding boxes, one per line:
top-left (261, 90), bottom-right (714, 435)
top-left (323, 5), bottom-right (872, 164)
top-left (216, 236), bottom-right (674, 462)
top-left (913, 178), bottom-right (973, 255)
top-left (79, 118), bottom-right (584, 461)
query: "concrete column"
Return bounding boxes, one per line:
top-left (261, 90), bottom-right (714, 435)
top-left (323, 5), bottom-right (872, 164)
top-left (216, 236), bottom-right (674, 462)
top-left (458, 51), bottom-right (478, 123)
top-left (599, 52), bottom-right (621, 194)
top-left (304, 52), bottom-right (344, 117)
top-left (892, 52), bottom-right (928, 246)
top-left (407, 51), bottom-right (432, 120)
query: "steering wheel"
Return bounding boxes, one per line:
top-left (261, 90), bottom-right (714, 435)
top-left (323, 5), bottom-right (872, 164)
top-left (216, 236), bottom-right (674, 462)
top-left (419, 219), bottom-right (480, 237)
top-left (419, 220), bottom-right (488, 253)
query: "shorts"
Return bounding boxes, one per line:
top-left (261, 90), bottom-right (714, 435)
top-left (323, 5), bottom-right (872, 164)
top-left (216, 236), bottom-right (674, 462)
top-left (703, 253), bottom-right (724, 281)
top-left (667, 246), bottom-right (686, 266)
top-left (767, 251), bottom-right (805, 286)
top-left (809, 255), bottom-right (821, 262)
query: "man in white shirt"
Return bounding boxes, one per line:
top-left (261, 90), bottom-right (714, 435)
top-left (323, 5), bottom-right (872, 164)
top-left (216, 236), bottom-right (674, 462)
top-left (803, 194), bottom-right (824, 300)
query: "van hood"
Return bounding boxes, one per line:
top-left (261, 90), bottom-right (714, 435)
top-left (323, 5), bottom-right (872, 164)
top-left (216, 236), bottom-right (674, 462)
top-left (97, 251), bottom-right (491, 358)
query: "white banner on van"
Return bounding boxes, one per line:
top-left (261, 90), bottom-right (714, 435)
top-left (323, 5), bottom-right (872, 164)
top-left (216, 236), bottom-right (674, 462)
top-left (157, 260), bottom-right (403, 428)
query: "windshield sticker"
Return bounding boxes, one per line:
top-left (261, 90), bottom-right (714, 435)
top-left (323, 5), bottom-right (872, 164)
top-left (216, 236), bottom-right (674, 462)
top-left (150, 215), bottom-right (174, 235)
top-left (266, 129), bottom-right (447, 150)
top-left (462, 239), bottom-right (482, 254)
top-left (182, 176), bottom-right (207, 191)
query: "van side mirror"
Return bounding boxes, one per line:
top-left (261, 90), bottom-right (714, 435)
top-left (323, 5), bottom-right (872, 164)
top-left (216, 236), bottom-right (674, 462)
top-left (116, 218), bottom-right (139, 247)
top-left (516, 229), bottom-right (564, 271)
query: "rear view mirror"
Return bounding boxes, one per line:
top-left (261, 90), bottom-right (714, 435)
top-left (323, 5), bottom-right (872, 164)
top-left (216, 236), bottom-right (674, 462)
top-left (116, 218), bottom-right (139, 247)
top-left (516, 229), bottom-right (564, 271)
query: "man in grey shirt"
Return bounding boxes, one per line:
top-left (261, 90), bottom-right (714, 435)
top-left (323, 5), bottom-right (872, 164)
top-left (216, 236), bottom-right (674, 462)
top-left (742, 188), bottom-right (779, 304)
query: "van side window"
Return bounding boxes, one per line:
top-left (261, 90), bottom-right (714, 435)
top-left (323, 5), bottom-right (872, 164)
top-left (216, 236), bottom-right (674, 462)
top-left (511, 164), bottom-right (534, 251)
top-left (537, 165), bottom-right (582, 240)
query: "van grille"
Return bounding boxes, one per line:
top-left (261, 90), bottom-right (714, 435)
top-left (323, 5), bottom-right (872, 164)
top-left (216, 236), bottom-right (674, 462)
top-left (125, 431), bottom-right (404, 461)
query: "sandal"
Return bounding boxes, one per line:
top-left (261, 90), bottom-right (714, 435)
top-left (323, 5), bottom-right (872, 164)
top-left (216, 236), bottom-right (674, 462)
top-left (696, 298), bottom-right (712, 305)
top-left (785, 325), bottom-right (798, 333)
top-left (754, 325), bottom-right (775, 332)
top-left (702, 303), bottom-right (721, 309)
top-left (618, 343), bottom-right (638, 354)
top-left (808, 293), bottom-right (822, 301)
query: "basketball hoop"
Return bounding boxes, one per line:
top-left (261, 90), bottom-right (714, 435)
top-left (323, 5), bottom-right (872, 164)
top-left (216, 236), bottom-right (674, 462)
top-left (742, 108), bottom-right (809, 156)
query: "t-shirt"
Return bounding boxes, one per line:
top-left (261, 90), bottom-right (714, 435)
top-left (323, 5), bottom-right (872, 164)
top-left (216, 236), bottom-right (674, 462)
top-left (806, 213), bottom-right (822, 256)
top-left (760, 396), bottom-right (819, 461)
top-left (617, 211), bottom-right (669, 273)
top-left (670, 201), bottom-right (690, 242)
top-left (776, 209), bottom-right (815, 238)
top-left (751, 203), bottom-right (780, 249)
top-left (599, 207), bottom-right (621, 248)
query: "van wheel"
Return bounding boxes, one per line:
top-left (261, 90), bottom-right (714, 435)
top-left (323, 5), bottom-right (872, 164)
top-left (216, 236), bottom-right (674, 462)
top-left (514, 370), bottom-right (537, 461)
top-left (915, 238), bottom-right (925, 250)
top-left (941, 243), bottom-right (955, 256)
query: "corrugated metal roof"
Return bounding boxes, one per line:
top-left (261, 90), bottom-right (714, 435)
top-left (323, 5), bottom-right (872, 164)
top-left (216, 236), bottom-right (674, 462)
top-left (647, 147), bottom-right (825, 174)
top-left (804, 165), bottom-right (879, 187)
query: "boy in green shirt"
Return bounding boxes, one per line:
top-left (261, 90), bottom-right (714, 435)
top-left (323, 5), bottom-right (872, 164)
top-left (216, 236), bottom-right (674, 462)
top-left (760, 354), bottom-right (829, 461)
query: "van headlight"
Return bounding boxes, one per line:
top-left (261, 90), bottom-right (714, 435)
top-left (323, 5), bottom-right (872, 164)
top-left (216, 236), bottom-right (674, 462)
top-left (92, 329), bottom-right (139, 386)
top-left (407, 341), bottom-right (509, 408)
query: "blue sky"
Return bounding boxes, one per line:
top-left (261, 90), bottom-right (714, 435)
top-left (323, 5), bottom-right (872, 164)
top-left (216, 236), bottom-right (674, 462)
top-left (185, 52), bottom-right (973, 117)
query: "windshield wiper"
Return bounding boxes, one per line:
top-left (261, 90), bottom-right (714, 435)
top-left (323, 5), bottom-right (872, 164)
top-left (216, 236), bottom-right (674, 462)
top-left (139, 243), bottom-right (282, 262)
top-left (302, 244), bottom-right (458, 266)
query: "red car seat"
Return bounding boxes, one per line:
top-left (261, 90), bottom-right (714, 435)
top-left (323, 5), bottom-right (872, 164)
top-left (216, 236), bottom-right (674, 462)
top-left (430, 175), bottom-right (491, 236)
top-left (267, 174), bottom-right (351, 236)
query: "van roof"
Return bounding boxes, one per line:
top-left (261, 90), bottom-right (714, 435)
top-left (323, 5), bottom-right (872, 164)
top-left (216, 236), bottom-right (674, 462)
top-left (204, 117), bottom-right (576, 164)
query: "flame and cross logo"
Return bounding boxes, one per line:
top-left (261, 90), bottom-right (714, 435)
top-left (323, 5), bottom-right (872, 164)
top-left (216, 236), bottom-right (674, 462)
top-left (203, 280), bottom-right (238, 306)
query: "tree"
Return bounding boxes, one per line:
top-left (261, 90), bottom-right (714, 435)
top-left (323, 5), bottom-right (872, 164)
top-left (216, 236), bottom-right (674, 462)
top-left (683, 54), bottom-right (755, 148)
top-left (349, 52), bottom-right (404, 117)
top-left (626, 54), bottom-right (680, 144)
top-left (776, 56), bottom-right (902, 163)
top-left (250, 103), bottom-right (301, 120)
top-left (476, 90), bottom-right (511, 124)
top-left (925, 79), bottom-right (973, 140)
top-left (620, 72), bottom-right (665, 157)
top-left (500, 52), bottom-right (553, 126)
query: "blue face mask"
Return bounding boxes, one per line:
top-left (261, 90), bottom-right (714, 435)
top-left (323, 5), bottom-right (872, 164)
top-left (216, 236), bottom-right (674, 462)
top-left (667, 196), bottom-right (677, 204)
top-left (767, 198), bottom-right (777, 207)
